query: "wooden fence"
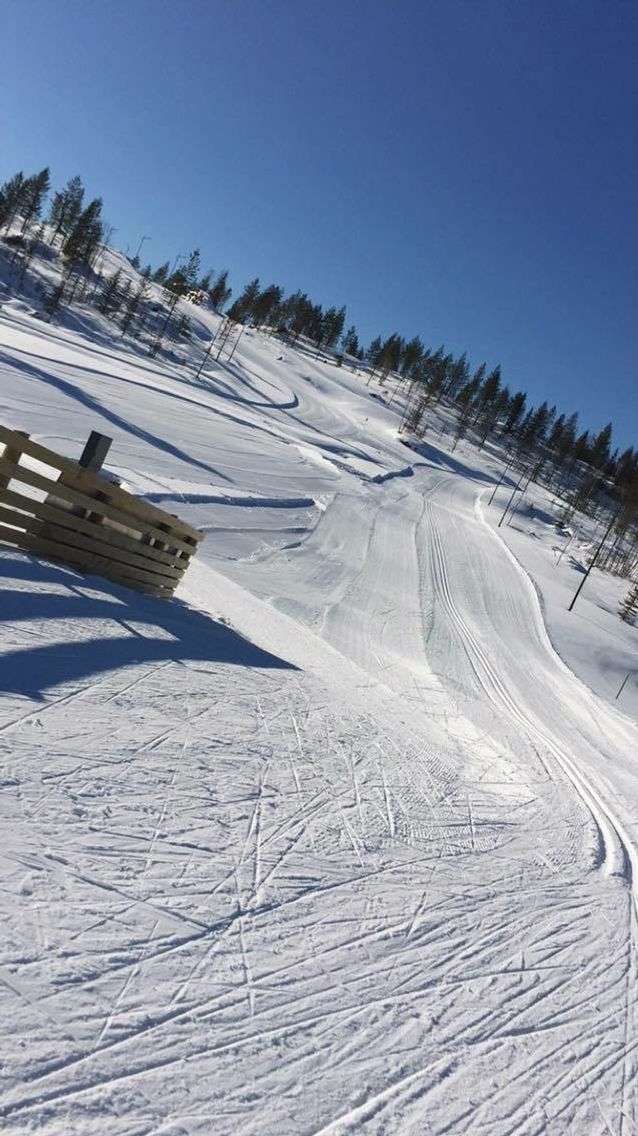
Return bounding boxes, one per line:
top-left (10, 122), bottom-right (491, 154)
top-left (0, 424), bottom-right (204, 597)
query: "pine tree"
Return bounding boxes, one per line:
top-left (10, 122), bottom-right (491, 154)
top-left (228, 277), bottom-right (261, 324)
top-left (616, 448), bottom-right (638, 491)
top-left (342, 325), bottom-right (359, 357)
top-left (473, 365), bottom-right (501, 431)
top-left (572, 430), bottom-right (591, 467)
top-left (502, 390), bottom-right (526, 435)
top-left (19, 167), bottom-right (50, 232)
top-left (172, 311), bottom-right (192, 341)
top-left (98, 269), bottom-right (122, 314)
top-left (321, 305), bottom-right (346, 349)
top-left (445, 352), bottom-right (470, 399)
top-left (209, 268), bottom-right (232, 310)
top-left (519, 401), bottom-right (551, 450)
top-left (556, 411), bottom-right (579, 466)
top-left (0, 172), bottom-right (26, 230)
top-left (547, 413), bottom-right (566, 451)
top-left (365, 336), bottom-right (383, 365)
top-left (63, 197), bottom-right (103, 268)
top-left (400, 336), bottom-right (424, 377)
top-left (152, 262), bottom-right (170, 284)
top-left (253, 284), bottom-right (283, 326)
top-left (589, 422), bottom-right (613, 470)
top-left (376, 334), bottom-right (404, 382)
top-left (182, 249), bottom-right (201, 291)
top-left (121, 277), bottom-right (150, 336)
top-left (478, 386), bottom-right (510, 448)
top-left (166, 253), bottom-right (200, 298)
top-left (44, 278), bottom-right (66, 319)
top-left (48, 175), bottom-right (84, 245)
top-left (452, 378), bottom-right (480, 451)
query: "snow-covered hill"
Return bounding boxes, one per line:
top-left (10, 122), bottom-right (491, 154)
top-left (1, 257), bottom-right (637, 1135)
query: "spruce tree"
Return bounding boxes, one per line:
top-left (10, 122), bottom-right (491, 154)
top-left (376, 334), bottom-right (404, 382)
top-left (556, 412), bottom-right (579, 467)
top-left (473, 365), bottom-right (501, 427)
top-left (365, 336), bottom-right (383, 366)
top-left (152, 262), bottom-right (170, 284)
top-left (0, 172), bottom-right (26, 230)
top-left (121, 277), bottom-right (150, 336)
top-left (63, 197), bottom-right (103, 268)
top-left (44, 278), bottom-right (66, 319)
top-left (590, 422), bottom-right (613, 470)
top-left (210, 269), bottom-right (232, 310)
top-left (502, 390), bottom-right (526, 435)
top-left (342, 325), bottom-right (359, 357)
top-left (400, 336), bottom-right (424, 376)
top-left (228, 277), bottom-right (261, 324)
top-left (253, 284), bottom-right (284, 326)
top-left (98, 269), bottom-right (122, 315)
top-left (48, 175), bottom-right (84, 245)
top-left (20, 167), bottom-right (50, 232)
top-left (182, 249), bottom-right (201, 291)
top-left (321, 305), bottom-right (346, 349)
top-left (446, 352), bottom-right (470, 399)
top-left (452, 377), bottom-right (481, 451)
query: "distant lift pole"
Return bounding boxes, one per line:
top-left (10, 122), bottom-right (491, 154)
top-left (488, 451), bottom-right (515, 506)
top-left (567, 506), bottom-right (619, 613)
top-left (497, 468), bottom-right (527, 528)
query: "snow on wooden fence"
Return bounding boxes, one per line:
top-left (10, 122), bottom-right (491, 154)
top-left (0, 424), bottom-right (204, 598)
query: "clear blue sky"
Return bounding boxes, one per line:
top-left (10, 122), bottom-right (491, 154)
top-left (3, 0), bottom-right (637, 448)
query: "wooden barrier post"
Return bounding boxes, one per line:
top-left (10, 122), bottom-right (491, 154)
top-left (79, 431), bottom-right (112, 471)
top-left (0, 431), bottom-right (30, 491)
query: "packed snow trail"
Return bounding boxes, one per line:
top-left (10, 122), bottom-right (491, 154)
top-left (1, 301), bottom-right (638, 1133)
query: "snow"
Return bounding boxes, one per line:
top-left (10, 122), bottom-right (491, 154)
top-left (1, 259), bottom-right (638, 1134)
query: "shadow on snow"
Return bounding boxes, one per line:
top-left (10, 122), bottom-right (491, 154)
top-left (0, 553), bottom-right (297, 700)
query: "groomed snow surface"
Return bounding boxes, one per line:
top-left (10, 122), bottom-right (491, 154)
top-left (1, 287), bottom-right (637, 1135)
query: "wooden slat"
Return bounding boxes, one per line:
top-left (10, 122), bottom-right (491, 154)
top-left (0, 504), bottom-right (44, 536)
top-left (0, 524), bottom-right (175, 597)
top-left (0, 506), bottom-right (183, 581)
top-left (0, 487), bottom-right (188, 571)
top-left (0, 458), bottom-right (197, 556)
top-left (61, 464), bottom-right (203, 545)
top-left (33, 521), bottom-right (185, 582)
top-left (0, 425), bottom-right (203, 543)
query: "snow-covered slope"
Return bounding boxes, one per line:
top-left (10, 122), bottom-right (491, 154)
top-left (1, 285), bottom-right (637, 1135)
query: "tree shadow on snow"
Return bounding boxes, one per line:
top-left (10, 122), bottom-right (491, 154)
top-left (0, 553), bottom-right (297, 701)
top-left (0, 349), bottom-right (232, 483)
top-left (405, 438), bottom-right (496, 484)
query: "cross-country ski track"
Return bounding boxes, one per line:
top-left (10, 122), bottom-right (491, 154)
top-left (1, 299), bottom-right (637, 1135)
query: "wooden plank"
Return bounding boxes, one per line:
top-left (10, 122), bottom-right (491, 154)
top-left (0, 425), bottom-right (203, 543)
top-left (0, 486), bottom-right (187, 570)
top-left (31, 521), bottom-right (186, 582)
top-left (0, 458), bottom-right (197, 556)
top-left (61, 466), bottom-right (203, 545)
top-left (0, 503), bottom-right (183, 581)
top-left (0, 504), bottom-right (44, 536)
top-left (0, 524), bottom-right (175, 597)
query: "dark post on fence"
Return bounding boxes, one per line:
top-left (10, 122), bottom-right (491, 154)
top-left (79, 430), bottom-right (112, 472)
